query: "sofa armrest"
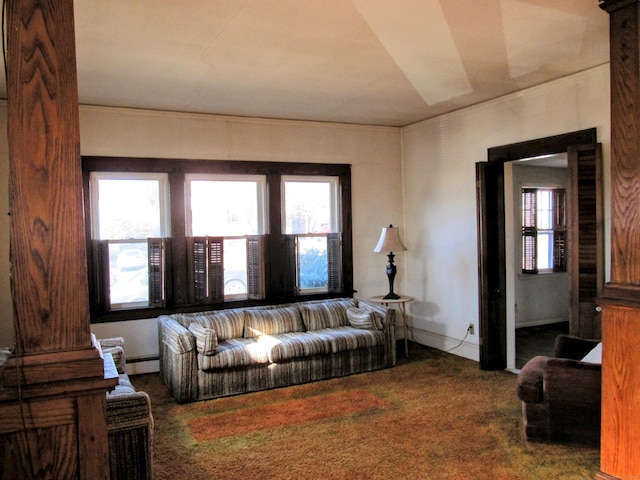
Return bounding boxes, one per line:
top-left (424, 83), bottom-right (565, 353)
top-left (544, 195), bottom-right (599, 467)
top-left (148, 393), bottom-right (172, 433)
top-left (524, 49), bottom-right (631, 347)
top-left (106, 390), bottom-right (154, 480)
top-left (99, 337), bottom-right (126, 374)
top-left (158, 315), bottom-right (198, 402)
top-left (553, 334), bottom-right (600, 360)
top-left (356, 300), bottom-right (396, 367)
top-left (107, 390), bottom-right (154, 432)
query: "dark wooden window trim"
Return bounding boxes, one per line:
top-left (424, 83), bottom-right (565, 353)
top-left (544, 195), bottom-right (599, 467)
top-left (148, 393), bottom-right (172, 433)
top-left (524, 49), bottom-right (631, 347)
top-left (521, 187), bottom-right (567, 274)
top-left (82, 157), bottom-right (354, 323)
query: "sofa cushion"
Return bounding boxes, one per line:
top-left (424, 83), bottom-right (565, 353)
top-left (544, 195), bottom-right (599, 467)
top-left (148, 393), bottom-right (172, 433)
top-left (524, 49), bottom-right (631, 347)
top-left (311, 326), bottom-right (386, 353)
top-left (195, 309), bottom-right (245, 340)
top-left (346, 306), bottom-right (383, 330)
top-left (516, 355), bottom-right (548, 403)
top-left (244, 307), bottom-right (304, 338)
top-left (299, 299), bottom-right (355, 331)
top-left (197, 338), bottom-right (269, 370)
top-left (188, 323), bottom-right (219, 355)
top-left (258, 332), bottom-right (332, 363)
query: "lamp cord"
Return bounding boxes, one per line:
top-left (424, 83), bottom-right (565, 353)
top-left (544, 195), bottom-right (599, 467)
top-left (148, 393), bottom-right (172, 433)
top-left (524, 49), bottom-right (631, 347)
top-left (446, 328), bottom-right (470, 352)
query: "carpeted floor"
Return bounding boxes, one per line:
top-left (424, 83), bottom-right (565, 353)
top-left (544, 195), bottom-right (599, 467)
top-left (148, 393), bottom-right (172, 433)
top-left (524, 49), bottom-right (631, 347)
top-left (134, 343), bottom-right (599, 480)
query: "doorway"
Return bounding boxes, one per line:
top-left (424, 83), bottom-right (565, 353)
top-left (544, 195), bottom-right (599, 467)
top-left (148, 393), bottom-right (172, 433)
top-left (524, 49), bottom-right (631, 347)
top-left (476, 128), bottom-right (603, 370)
top-left (504, 154), bottom-right (570, 370)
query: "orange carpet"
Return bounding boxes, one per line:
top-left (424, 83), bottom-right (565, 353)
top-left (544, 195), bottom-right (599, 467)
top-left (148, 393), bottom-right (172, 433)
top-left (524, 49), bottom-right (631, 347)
top-left (134, 343), bottom-right (600, 480)
top-left (186, 389), bottom-right (389, 442)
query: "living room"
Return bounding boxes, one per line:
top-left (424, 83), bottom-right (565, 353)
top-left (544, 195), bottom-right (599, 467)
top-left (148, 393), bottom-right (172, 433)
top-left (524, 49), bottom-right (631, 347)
top-left (1, 2), bottom-right (638, 479)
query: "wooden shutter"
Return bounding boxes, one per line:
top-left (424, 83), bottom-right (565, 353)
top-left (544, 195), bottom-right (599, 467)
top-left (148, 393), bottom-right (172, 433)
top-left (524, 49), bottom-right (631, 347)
top-left (148, 238), bottom-right (169, 307)
top-left (187, 237), bottom-right (208, 304)
top-left (568, 144), bottom-right (603, 339)
top-left (521, 188), bottom-right (537, 273)
top-left (283, 234), bottom-right (298, 296)
top-left (327, 232), bottom-right (342, 293)
top-left (91, 240), bottom-right (111, 313)
top-left (552, 189), bottom-right (566, 272)
top-left (246, 235), bottom-right (265, 299)
top-left (187, 236), bottom-right (224, 304)
top-left (208, 237), bottom-right (224, 303)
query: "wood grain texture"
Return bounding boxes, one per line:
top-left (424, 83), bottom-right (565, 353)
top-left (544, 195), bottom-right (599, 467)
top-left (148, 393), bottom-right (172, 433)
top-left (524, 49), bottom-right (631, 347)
top-left (2, 1), bottom-right (113, 479)
top-left (567, 144), bottom-right (603, 339)
top-left (606, 1), bottom-right (640, 288)
top-left (7, 0), bottom-right (90, 354)
top-left (599, 303), bottom-right (640, 478)
top-left (599, 3), bottom-right (640, 480)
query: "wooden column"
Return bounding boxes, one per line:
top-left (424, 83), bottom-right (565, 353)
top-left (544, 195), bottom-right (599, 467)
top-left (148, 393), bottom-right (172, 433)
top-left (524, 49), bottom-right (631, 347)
top-left (598, 1), bottom-right (640, 478)
top-left (0, 1), bottom-right (116, 479)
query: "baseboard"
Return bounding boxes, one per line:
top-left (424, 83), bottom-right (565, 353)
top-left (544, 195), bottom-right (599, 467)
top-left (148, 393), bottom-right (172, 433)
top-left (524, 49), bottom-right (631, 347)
top-left (410, 327), bottom-right (479, 362)
top-left (515, 318), bottom-right (567, 329)
top-left (126, 357), bottom-right (159, 375)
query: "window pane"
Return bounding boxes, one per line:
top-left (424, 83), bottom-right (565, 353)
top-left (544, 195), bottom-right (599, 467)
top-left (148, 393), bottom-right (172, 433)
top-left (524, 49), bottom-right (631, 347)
top-left (97, 179), bottom-right (162, 240)
top-left (537, 231), bottom-right (553, 271)
top-left (190, 180), bottom-right (259, 236)
top-left (298, 236), bottom-right (328, 289)
top-left (224, 238), bottom-right (248, 296)
top-left (109, 241), bottom-right (149, 308)
top-left (536, 190), bottom-right (553, 230)
top-left (284, 181), bottom-right (333, 234)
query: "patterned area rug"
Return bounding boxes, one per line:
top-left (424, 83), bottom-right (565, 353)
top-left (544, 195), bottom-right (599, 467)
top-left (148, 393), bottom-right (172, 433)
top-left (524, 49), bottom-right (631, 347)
top-left (134, 343), bottom-right (599, 480)
top-left (186, 389), bottom-right (389, 442)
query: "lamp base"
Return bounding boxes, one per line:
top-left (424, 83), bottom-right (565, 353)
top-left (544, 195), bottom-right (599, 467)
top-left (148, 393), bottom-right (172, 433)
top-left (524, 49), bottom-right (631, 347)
top-left (383, 292), bottom-right (400, 300)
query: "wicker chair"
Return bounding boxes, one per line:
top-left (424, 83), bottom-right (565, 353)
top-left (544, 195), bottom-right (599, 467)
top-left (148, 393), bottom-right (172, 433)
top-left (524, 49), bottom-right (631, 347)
top-left (99, 337), bottom-right (154, 480)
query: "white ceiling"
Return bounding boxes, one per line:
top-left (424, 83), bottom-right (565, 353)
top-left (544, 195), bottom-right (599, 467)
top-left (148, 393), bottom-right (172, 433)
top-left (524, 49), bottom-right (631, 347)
top-left (8, 0), bottom-right (610, 127)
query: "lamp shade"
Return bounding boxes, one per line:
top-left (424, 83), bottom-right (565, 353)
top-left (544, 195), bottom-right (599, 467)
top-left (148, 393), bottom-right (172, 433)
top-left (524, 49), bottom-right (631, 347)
top-left (373, 225), bottom-right (407, 253)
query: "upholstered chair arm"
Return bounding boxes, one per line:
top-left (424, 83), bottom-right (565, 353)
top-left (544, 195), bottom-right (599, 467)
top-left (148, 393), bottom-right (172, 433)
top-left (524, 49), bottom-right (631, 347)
top-left (106, 391), bottom-right (154, 480)
top-left (553, 334), bottom-right (600, 360)
top-left (543, 357), bottom-right (601, 445)
top-left (99, 337), bottom-right (126, 374)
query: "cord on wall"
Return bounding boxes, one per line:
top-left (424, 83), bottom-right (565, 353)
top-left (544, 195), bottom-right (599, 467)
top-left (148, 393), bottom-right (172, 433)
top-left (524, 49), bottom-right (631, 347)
top-left (446, 324), bottom-right (473, 352)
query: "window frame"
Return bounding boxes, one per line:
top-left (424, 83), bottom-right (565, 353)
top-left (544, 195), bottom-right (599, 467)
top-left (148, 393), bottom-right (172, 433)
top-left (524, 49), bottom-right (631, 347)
top-left (82, 156), bottom-right (353, 323)
top-left (521, 187), bottom-right (566, 275)
top-left (281, 175), bottom-right (340, 294)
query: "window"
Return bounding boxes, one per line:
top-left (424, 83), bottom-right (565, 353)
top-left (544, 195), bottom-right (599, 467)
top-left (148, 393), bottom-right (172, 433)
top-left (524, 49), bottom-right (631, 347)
top-left (186, 175), bottom-right (266, 300)
top-left (83, 157), bottom-right (352, 321)
top-left (522, 188), bottom-right (566, 274)
top-left (282, 176), bottom-right (341, 294)
top-left (89, 173), bottom-right (170, 310)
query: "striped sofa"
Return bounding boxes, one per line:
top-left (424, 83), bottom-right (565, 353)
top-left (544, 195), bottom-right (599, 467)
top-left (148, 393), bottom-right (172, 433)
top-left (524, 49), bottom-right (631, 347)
top-left (158, 298), bottom-right (396, 403)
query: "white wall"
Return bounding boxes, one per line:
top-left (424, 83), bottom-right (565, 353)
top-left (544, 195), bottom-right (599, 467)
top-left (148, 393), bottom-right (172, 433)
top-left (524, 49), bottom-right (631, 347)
top-left (1, 64), bottom-right (612, 369)
top-left (401, 64), bottom-right (611, 361)
top-left (0, 105), bottom-right (404, 371)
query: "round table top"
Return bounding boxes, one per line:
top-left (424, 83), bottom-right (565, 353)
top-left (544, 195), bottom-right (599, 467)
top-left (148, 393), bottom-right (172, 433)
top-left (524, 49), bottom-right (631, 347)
top-left (369, 295), bottom-right (413, 304)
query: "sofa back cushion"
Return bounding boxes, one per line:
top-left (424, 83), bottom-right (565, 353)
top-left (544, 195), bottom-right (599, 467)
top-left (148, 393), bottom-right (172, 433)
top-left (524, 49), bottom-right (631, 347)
top-left (181, 309), bottom-right (245, 340)
top-left (299, 299), bottom-right (355, 331)
top-left (346, 306), bottom-right (383, 330)
top-left (244, 307), bottom-right (305, 338)
top-left (188, 323), bottom-right (219, 355)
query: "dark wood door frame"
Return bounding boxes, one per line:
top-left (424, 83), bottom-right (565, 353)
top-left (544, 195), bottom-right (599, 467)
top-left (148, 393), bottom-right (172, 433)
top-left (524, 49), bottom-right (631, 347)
top-left (477, 128), bottom-right (598, 370)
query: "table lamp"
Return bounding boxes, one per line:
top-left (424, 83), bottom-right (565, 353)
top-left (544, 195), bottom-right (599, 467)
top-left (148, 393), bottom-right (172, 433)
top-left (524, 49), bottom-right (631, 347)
top-left (373, 224), bottom-right (407, 299)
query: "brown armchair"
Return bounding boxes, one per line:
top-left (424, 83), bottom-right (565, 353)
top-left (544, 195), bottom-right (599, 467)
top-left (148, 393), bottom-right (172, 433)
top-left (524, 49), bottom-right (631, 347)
top-left (516, 334), bottom-right (601, 446)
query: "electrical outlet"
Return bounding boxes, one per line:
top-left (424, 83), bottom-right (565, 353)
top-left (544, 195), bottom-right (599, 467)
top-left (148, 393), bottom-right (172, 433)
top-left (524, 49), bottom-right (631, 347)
top-left (468, 323), bottom-right (475, 335)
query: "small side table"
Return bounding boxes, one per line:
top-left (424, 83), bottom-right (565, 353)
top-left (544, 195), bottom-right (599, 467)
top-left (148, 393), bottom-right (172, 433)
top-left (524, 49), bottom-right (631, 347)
top-left (369, 295), bottom-right (414, 358)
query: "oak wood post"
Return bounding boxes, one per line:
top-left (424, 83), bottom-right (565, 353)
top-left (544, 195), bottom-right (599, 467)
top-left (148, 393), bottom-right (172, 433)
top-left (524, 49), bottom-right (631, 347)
top-left (0, 1), bottom-right (115, 478)
top-left (598, 1), bottom-right (640, 478)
